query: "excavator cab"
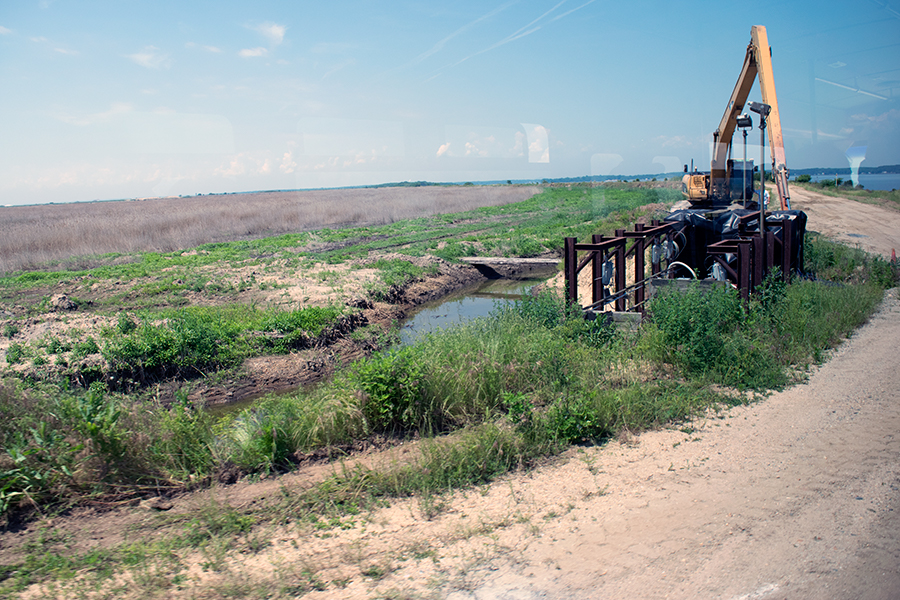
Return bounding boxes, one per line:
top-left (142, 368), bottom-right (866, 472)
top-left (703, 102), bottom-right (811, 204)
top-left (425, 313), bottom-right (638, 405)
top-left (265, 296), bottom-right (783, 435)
top-left (681, 169), bottom-right (710, 202)
top-left (682, 160), bottom-right (754, 207)
top-left (727, 159), bottom-right (755, 204)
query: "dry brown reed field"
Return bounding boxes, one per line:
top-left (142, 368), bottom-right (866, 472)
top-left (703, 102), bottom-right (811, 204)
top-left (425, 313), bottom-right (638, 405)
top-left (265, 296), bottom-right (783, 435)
top-left (0, 185), bottom-right (540, 274)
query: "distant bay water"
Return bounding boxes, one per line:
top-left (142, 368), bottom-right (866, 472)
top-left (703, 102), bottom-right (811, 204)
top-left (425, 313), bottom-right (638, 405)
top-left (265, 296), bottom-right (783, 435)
top-left (805, 173), bottom-right (900, 191)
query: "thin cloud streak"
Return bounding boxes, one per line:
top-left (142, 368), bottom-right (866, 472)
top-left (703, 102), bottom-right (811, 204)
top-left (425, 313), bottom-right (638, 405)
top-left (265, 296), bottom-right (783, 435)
top-left (549, 0), bottom-right (597, 23)
top-left (404, 1), bottom-right (519, 69)
top-left (447, 0), bottom-right (597, 70)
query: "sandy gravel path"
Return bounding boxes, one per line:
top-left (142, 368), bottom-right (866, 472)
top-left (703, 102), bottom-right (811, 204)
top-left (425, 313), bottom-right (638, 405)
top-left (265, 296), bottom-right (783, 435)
top-left (445, 288), bottom-right (900, 600)
top-left (790, 187), bottom-right (900, 259)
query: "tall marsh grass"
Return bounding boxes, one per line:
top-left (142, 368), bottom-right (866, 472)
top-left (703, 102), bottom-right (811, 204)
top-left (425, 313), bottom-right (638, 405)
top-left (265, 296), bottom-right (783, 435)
top-left (0, 186), bottom-right (541, 274)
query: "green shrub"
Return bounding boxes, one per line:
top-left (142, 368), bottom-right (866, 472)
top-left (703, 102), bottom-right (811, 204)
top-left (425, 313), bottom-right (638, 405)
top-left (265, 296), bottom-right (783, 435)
top-left (95, 304), bottom-right (348, 385)
top-left (5, 343), bottom-right (24, 364)
top-left (258, 306), bottom-right (342, 351)
top-left (770, 280), bottom-right (882, 366)
top-left (1, 421), bottom-right (83, 514)
top-left (804, 234), bottom-right (897, 288)
top-left (648, 283), bottom-right (744, 371)
top-left (61, 386), bottom-right (127, 473)
top-left (647, 283), bottom-right (784, 389)
top-left (217, 404), bottom-right (295, 473)
top-left (795, 174), bottom-right (811, 183)
top-left (116, 313), bottom-right (137, 334)
top-left (102, 309), bottom-right (244, 381)
top-left (496, 288), bottom-right (614, 348)
top-left (371, 258), bottom-right (423, 287)
top-left (71, 337), bottom-right (100, 359)
top-left (147, 403), bottom-right (216, 479)
top-left (351, 347), bottom-right (424, 432)
top-left (545, 394), bottom-right (610, 443)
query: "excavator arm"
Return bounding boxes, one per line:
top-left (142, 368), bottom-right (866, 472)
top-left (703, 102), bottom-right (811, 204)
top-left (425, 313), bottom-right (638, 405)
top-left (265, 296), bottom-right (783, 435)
top-left (709, 25), bottom-right (790, 209)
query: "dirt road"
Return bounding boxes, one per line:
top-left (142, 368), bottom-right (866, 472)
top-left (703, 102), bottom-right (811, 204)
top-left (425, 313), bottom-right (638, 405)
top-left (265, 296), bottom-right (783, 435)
top-left (790, 186), bottom-right (900, 259)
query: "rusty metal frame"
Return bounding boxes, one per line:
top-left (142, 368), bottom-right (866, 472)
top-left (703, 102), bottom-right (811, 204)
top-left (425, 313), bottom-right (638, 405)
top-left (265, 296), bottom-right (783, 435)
top-left (706, 215), bottom-right (796, 299)
top-left (564, 214), bottom-right (799, 312)
top-left (564, 221), bottom-right (675, 312)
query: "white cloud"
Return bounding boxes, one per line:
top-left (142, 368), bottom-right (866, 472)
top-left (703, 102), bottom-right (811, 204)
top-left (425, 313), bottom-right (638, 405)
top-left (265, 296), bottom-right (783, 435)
top-left (280, 151), bottom-right (297, 173)
top-left (311, 42), bottom-right (354, 54)
top-left (851, 108), bottom-right (900, 124)
top-left (464, 142), bottom-right (487, 157)
top-left (239, 47), bottom-right (268, 58)
top-left (216, 155), bottom-right (248, 178)
top-left (449, 0), bottom-right (597, 70)
top-left (253, 22), bottom-right (286, 46)
top-left (322, 59), bottom-right (355, 79)
top-left (28, 35), bottom-right (78, 55)
top-left (299, 118), bottom-right (404, 157)
top-left (655, 134), bottom-right (692, 148)
top-left (126, 46), bottom-right (170, 69)
top-left (406, 1), bottom-right (516, 69)
top-left (214, 152), bottom-right (273, 178)
top-left (522, 123), bottom-right (549, 163)
top-left (0, 26), bottom-right (12, 35)
top-left (440, 125), bottom-right (527, 159)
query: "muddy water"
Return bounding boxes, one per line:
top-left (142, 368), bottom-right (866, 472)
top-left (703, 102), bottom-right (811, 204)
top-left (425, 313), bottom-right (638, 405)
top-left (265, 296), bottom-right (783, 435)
top-left (397, 275), bottom-right (548, 346)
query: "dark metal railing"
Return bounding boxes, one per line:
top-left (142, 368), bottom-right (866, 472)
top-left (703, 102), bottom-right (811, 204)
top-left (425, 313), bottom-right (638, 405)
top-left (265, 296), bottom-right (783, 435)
top-left (564, 214), bottom-right (799, 311)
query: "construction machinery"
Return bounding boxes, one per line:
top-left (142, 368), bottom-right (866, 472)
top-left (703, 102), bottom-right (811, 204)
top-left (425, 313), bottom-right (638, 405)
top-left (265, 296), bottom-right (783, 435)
top-left (682, 25), bottom-right (791, 210)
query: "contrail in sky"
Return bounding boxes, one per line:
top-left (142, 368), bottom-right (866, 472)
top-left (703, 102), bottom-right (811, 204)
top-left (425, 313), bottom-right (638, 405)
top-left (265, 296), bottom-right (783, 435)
top-left (406, 0), bottom-right (519, 68)
top-left (449, 0), bottom-right (597, 69)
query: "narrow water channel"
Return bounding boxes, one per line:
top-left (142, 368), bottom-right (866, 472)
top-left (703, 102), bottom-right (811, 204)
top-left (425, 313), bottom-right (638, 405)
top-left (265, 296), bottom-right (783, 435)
top-left (397, 275), bottom-right (550, 346)
top-left (206, 272), bottom-right (554, 416)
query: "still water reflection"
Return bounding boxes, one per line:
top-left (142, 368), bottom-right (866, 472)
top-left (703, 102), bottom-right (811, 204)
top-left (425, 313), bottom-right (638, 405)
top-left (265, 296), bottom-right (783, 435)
top-left (398, 276), bottom-right (547, 346)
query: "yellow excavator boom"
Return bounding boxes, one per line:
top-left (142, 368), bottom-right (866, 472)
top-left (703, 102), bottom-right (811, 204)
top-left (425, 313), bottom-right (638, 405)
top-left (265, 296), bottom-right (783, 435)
top-left (706, 25), bottom-right (790, 210)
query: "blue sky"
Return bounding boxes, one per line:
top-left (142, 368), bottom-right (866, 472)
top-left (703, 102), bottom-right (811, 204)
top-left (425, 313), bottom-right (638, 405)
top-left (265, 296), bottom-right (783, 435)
top-left (1, 0), bottom-right (898, 205)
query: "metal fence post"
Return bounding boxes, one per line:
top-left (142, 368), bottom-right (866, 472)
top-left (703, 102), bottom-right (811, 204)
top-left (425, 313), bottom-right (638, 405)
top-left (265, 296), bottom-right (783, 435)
top-left (564, 237), bottom-right (577, 305)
